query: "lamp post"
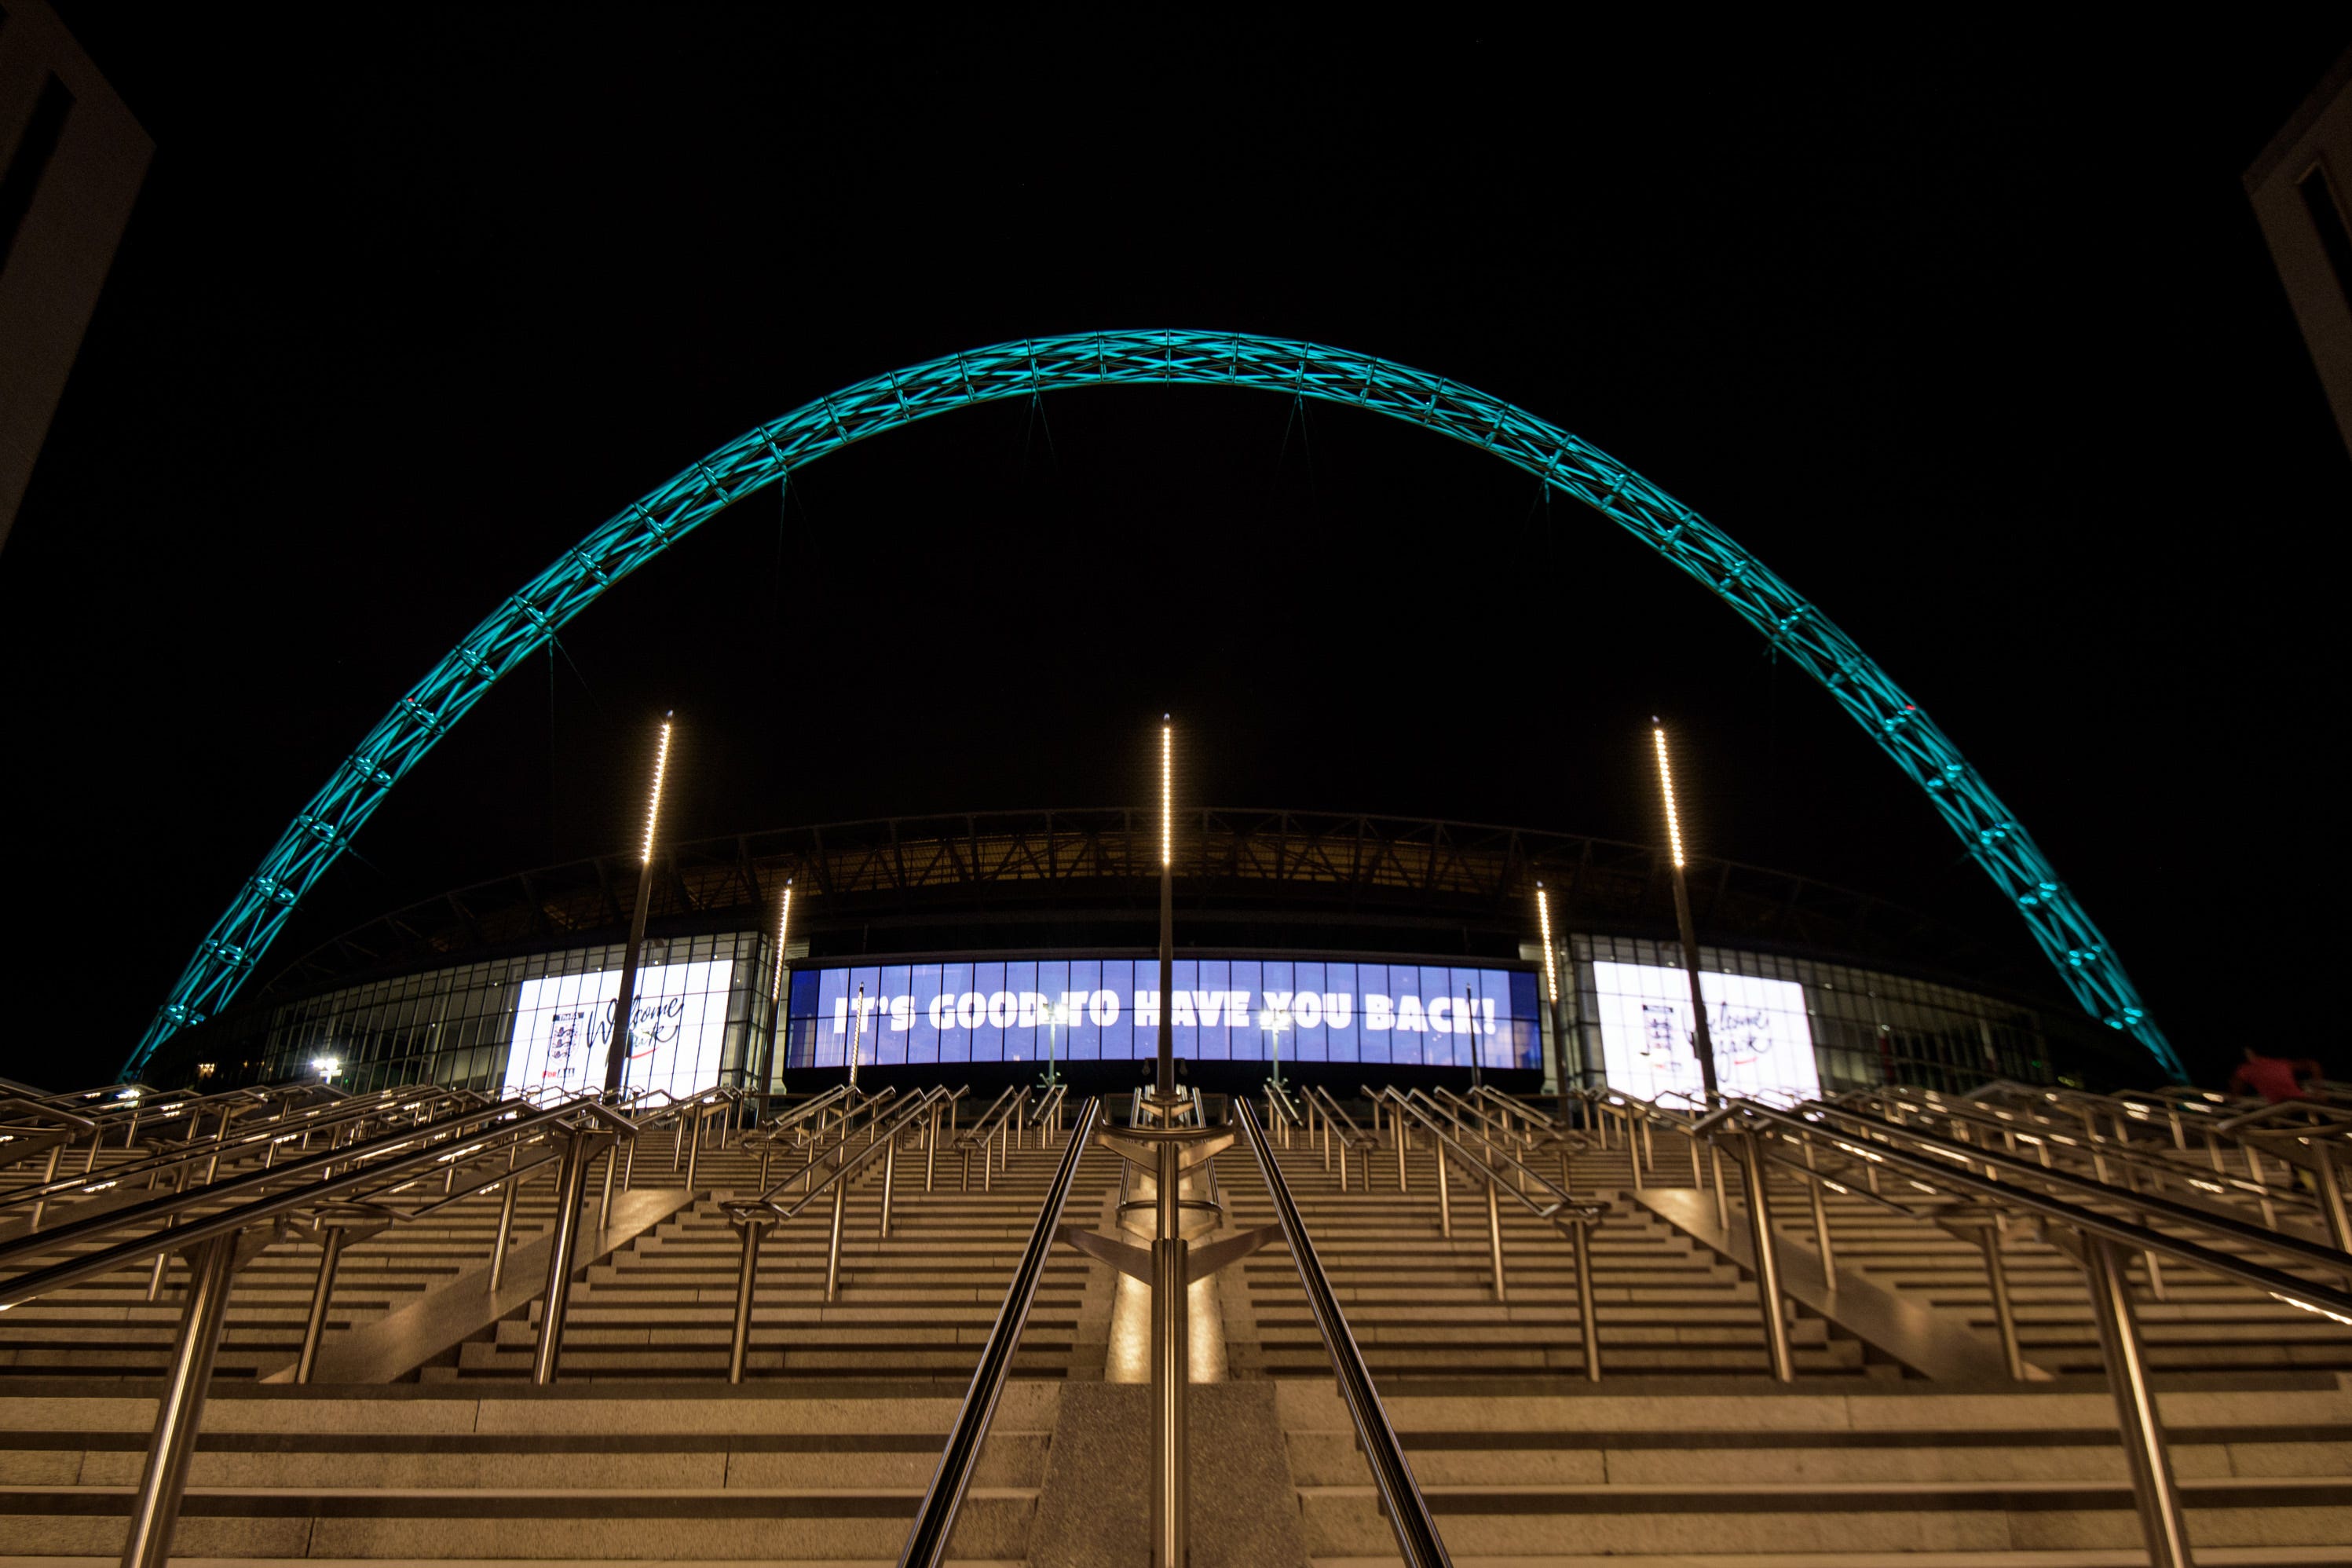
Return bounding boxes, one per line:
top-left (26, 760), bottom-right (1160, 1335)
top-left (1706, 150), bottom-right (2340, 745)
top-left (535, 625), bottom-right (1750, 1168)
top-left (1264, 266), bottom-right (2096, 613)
top-left (1652, 722), bottom-right (1719, 1104)
top-left (1258, 1007), bottom-right (1288, 1088)
top-left (603, 714), bottom-right (674, 1098)
top-left (847, 981), bottom-right (865, 1092)
top-left (1155, 716), bottom-right (1176, 1104)
top-left (1039, 995), bottom-right (1063, 1088)
top-left (1536, 882), bottom-right (1573, 1124)
top-left (759, 879), bottom-right (793, 1105)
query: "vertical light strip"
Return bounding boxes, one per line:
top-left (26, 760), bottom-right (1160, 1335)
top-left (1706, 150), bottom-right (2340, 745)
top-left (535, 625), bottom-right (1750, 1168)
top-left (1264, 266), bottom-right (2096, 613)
top-left (640, 715), bottom-right (674, 864)
top-left (1535, 883), bottom-right (1558, 1003)
top-left (1652, 724), bottom-right (1686, 868)
top-left (1161, 718), bottom-right (1172, 868)
top-left (769, 880), bottom-right (793, 1003)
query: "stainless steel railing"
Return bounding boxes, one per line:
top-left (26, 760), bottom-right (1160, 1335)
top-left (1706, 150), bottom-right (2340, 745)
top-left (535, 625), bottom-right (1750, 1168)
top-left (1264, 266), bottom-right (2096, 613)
top-left (1233, 1098), bottom-right (1451, 1565)
top-left (956, 1085), bottom-right (1029, 1192)
top-left (0, 1090), bottom-right (641, 1568)
top-left (0, 1084), bottom-right (487, 1233)
top-left (1846, 1084), bottom-right (2352, 1254)
top-left (894, 1096), bottom-right (1103, 1568)
top-left (721, 1084), bottom-right (964, 1380)
top-left (1372, 1086), bottom-right (1607, 1379)
top-left (1710, 1097), bottom-right (2352, 1568)
top-left (1299, 1083), bottom-right (1377, 1190)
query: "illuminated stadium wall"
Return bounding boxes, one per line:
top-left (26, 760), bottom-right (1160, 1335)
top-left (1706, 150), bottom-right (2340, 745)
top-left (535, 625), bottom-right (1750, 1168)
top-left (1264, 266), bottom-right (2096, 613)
top-left (226, 930), bottom-right (2054, 1101)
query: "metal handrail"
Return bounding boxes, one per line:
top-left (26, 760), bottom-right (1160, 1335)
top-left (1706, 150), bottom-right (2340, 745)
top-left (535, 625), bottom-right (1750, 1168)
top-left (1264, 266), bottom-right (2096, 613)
top-left (1377, 1088), bottom-right (1606, 1227)
top-left (730, 1087), bottom-right (956, 1217)
top-left (895, 1097), bottom-right (1103, 1568)
top-left (1300, 1083), bottom-right (1376, 1190)
top-left (0, 1095), bottom-right (586, 1308)
top-left (1232, 1098), bottom-right (1450, 1566)
top-left (722, 1085), bottom-right (964, 1375)
top-left (1848, 1086), bottom-right (2339, 1233)
top-left (1750, 1102), bottom-right (2352, 1319)
top-left (0, 1084), bottom-right (484, 1222)
top-left (1472, 1083), bottom-right (1560, 1133)
top-left (1264, 1078), bottom-right (1304, 1128)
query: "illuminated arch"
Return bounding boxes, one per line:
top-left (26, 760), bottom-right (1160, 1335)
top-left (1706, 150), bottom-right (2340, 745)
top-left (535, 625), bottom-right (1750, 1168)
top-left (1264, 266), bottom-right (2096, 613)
top-left (126, 331), bottom-right (2183, 1081)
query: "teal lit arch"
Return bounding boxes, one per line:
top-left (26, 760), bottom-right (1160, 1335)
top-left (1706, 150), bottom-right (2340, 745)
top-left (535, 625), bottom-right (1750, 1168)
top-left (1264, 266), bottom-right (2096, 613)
top-left (126, 331), bottom-right (2183, 1081)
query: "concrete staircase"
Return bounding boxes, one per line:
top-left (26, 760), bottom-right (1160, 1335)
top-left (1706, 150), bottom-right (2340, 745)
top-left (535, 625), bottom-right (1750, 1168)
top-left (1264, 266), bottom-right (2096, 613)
top-left (0, 1379), bottom-right (1050, 1563)
top-left (7, 1094), bottom-right (2352, 1565)
top-left (1285, 1376), bottom-right (2352, 1565)
top-left (1224, 1133), bottom-right (1872, 1379)
top-left (459, 1129), bottom-right (1115, 1380)
top-left (1675, 1135), bottom-right (2352, 1376)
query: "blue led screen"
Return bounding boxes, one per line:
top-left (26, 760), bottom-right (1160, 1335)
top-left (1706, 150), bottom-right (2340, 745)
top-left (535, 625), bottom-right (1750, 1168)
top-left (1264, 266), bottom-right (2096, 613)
top-left (781, 956), bottom-right (1542, 1073)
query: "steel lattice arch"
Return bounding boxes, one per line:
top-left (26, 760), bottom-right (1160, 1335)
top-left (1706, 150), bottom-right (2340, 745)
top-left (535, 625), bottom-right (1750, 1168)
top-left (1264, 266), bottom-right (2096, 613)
top-left (125, 330), bottom-right (2183, 1082)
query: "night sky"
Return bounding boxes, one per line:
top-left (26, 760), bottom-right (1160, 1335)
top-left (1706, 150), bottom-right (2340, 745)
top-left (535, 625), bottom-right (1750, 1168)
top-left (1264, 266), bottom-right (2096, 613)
top-left (5, 13), bottom-right (2346, 1092)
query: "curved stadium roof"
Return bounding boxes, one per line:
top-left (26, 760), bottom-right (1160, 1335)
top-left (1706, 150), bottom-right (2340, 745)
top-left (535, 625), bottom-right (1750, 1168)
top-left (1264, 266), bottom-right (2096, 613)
top-left (254, 807), bottom-right (2050, 1009)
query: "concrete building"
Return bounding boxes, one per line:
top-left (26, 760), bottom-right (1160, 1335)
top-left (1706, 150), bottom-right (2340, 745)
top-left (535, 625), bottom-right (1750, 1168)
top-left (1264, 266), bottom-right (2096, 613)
top-left (0, 0), bottom-right (150, 555)
top-left (2246, 45), bottom-right (2352, 460)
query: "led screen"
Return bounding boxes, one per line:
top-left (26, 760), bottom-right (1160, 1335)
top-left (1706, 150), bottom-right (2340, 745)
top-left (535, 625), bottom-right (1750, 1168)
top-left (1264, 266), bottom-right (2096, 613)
top-left (1590, 960), bottom-right (1820, 1103)
top-left (782, 956), bottom-right (1542, 1073)
top-left (502, 959), bottom-right (734, 1101)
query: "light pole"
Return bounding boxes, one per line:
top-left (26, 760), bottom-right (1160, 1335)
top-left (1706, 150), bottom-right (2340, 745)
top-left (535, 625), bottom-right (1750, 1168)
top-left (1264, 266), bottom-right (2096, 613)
top-left (1537, 882), bottom-right (1573, 1124)
top-left (1039, 994), bottom-right (1064, 1088)
top-left (1258, 1007), bottom-right (1288, 1087)
top-left (1652, 721), bottom-right (1719, 1104)
top-left (759, 879), bottom-right (792, 1106)
top-left (847, 981), bottom-right (865, 1092)
top-left (603, 713), bottom-right (675, 1098)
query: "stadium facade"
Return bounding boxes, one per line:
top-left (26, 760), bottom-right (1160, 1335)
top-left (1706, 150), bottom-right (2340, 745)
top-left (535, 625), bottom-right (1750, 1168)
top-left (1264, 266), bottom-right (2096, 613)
top-left (149, 807), bottom-right (2148, 1102)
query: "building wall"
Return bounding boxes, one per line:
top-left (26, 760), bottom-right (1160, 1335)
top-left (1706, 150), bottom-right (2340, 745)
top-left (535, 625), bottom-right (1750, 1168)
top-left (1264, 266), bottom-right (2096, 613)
top-left (0, 0), bottom-right (152, 552)
top-left (2246, 46), bottom-right (2352, 462)
top-left (185, 926), bottom-right (2082, 1101)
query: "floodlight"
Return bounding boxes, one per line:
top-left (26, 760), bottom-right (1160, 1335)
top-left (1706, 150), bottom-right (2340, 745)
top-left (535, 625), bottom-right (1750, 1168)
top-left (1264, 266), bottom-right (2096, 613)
top-left (1652, 726), bottom-right (1686, 868)
top-left (1535, 882), bottom-right (1558, 1003)
top-left (640, 715), bottom-right (674, 864)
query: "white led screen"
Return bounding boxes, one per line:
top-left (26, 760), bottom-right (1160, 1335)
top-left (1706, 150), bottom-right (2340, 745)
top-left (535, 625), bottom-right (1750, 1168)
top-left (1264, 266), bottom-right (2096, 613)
top-left (1591, 960), bottom-right (1820, 1103)
top-left (501, 959), bottom-right (734, 1101)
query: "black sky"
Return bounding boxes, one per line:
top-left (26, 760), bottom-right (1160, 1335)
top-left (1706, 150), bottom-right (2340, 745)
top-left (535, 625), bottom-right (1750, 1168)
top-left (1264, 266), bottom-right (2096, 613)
top-left (5, 13), bottom-right (2346, 1091)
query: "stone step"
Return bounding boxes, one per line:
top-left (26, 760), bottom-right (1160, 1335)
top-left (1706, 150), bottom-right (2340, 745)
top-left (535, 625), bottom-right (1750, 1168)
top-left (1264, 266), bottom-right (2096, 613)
top-left (0, 1483), bottom-right (1033, 1560)
top-left (1297, 1475), bottom-right (2352, 1557)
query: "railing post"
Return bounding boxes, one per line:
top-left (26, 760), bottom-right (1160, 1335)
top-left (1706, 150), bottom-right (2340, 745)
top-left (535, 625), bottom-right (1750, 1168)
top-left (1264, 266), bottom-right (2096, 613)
top-left (926, 1105), bottom-right (938, 1193)
top-left (1735, 1132), bottom-right (1795, 1383)
top-left (119, 1230), bottom-right (240, 1568)
top-left (599, 1139), bottom-right (620, 1231)
top-left (2312, 1139), bottom-right (2352, 1254)
top-left (2083, 1232), bottom-right (2193, 1568)
top-left (1396, 1116), bottom-right (1410, 1193)
top-left (1571, 1219), bottom-right (1601, 1381)
top-left (729, 1218), bottom-right (764, 1385)
top-left (825, 1168), bottom-right (850, 1302)
top-left (880, 1127), bottom-right (898, 1241)
top-left (294, 1224), bottom-right (347, 1383)
top-left (1434, 1139), bottom-right (1452, 1238)
top-left (530, 1129), bottom-right (595, 1386)
top-left (1484, 1177), bottom-right (1507, 1302)
top-left (489, 1169), bottom-right (523, 1293)
top-left (1150, 1135), bottom-right (1190, 1568)
top-left (1975, 1221), bottom-right (2027, 1381)
top-left (1709, 1142), bottom-right (1731, 1234)
top-left (1800, 1142), bottom-right (1836, 1288)
top-left (685, 1116), bottom-right (703, 1193)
